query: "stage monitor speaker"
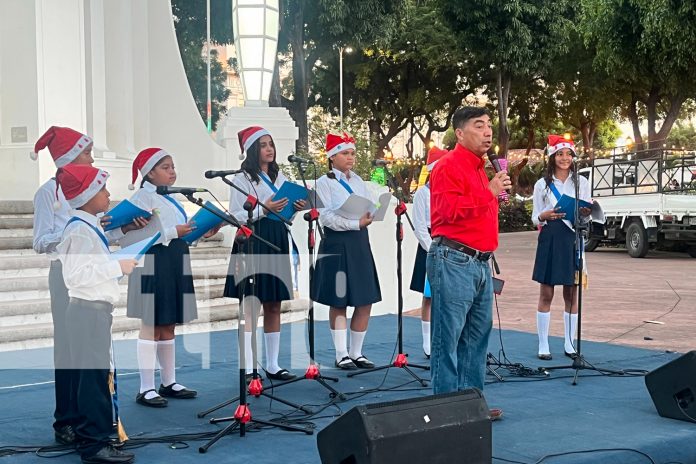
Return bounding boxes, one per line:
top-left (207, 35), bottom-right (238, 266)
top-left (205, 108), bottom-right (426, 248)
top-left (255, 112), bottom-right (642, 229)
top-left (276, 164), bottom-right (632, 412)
top-left (317, 388), bottom-right (491, 464)
top-left (645, 351), bottom-right (696, 423)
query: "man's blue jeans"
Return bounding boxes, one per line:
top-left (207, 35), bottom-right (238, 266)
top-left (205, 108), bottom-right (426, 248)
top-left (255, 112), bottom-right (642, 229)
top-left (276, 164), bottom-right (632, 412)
top-left (427, 242), bottom-right (493, 394)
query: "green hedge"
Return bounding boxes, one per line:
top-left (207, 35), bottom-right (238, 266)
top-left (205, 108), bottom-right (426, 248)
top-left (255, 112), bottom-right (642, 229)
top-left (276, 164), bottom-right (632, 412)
top-left (498, 199), bottom-right (535, 233)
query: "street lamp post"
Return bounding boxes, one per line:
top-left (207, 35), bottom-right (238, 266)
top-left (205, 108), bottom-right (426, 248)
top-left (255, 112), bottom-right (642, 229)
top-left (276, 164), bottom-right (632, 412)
top-left (339, 46), bottom-right (353, 131)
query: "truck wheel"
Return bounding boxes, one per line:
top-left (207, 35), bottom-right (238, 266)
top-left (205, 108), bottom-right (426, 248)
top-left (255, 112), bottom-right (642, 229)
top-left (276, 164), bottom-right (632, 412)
top-left (626, 222), bottom-right (649, 258)
top-left (688, 247), bottom-right (696, 258)
top-left (584, 238), bottom-right (599, 252)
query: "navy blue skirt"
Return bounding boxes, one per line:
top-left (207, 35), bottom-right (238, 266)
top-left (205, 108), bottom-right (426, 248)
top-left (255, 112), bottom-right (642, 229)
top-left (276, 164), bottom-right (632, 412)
top-left (127, 239), bottom-right (198, 326)
top-left (311, 227), bottom-right (382, 308)
top-left (410, 245), bottom-right (428, 293)
top-left (532, 220), bottom-right (577, 286)
top-left (224, 217), bottom-right (293, 303)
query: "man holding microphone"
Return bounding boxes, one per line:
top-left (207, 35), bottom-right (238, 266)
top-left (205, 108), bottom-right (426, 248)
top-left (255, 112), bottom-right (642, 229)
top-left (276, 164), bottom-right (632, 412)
top-left (427, 107), bottom-right (511, 417)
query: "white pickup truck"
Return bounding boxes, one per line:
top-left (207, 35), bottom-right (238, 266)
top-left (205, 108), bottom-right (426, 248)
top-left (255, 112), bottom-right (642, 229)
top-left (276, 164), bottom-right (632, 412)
top-left (581, 149), bottom-right (696, 258)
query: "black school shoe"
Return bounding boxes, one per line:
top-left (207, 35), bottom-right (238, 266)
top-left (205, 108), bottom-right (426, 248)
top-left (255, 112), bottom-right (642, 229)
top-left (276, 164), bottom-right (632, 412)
top-left (136, 389), bottom-right (168, 408)
top-left (266, 369), bottom-right (297, 381)
top-left (335, 356), bottom-right (358, 370)
top-left (158, 383), bottom-right (197, 399)
top-left (81, 445), bottom-right (134, 464)
top-left (350, 356), bottom-right (375, 369)
top-left (54, 424), bottom-right (76, 445)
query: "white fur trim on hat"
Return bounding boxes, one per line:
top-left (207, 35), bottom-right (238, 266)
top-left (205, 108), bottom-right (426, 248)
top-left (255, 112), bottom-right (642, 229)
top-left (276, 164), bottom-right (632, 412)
top-left (547, 142), bottom-right (576, 157)
top-left (67, 170), bottom-right (109, 209)
top-left (54, 135), bottom-right (93, 168)
top-left (243, 128), bottom-right (270, 153)
top-left (327, 142), bottom-right (356, 158)
top-left (139, 149), bottom-right (169, 179)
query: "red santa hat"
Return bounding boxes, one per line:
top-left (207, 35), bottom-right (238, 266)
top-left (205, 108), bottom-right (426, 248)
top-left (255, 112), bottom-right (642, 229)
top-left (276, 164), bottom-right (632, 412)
top-left (31, 126), bottom-right (93, 168)
top-left (547, 134), bottom-right (576, 157)
top-left (128, 147), bottom-right (171, 190)
top-left (238, 126), bottom-right (271, 160)
top-left (55, 164), bottom-right (109, 209)
top-left (426, 146), bottom-right (448, 171)
top-left (325, 132), bottom-right (356, 158)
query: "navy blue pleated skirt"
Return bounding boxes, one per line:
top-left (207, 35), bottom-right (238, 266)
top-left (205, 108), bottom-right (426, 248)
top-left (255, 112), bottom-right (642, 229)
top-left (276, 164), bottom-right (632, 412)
top-left (410, 245), bottom-right (428, 293)
top-left (532, 220), bottom-right (577, 286)
top-left (127, 239), bottom-right (198, 325)
top-left (311, 227), bottom-right (382, 308)
top-left (223, 217), bottom-right (293, 303)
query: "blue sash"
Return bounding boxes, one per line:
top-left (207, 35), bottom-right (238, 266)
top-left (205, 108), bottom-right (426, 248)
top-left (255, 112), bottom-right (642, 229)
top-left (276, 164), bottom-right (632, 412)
top-left (259, 172), bottom-right (279, 193)
top-left (338, 178), bottom-right (354, 194)
top-left (66, 217), bottom-right (109, 253)
top-left (163, 195), bottom-right (188, 222)
top-left (548, 182), bottom-right (562, 202)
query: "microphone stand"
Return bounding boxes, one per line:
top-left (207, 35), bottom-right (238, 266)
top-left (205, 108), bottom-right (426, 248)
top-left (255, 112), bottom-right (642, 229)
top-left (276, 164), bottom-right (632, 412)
top-left (260, 161), bottom-right (346, 400)
top-left (197, 178), bottom-right (313, 454)
top-left (541, 159), bottom-right (624, 384)
top-left (349, 164), bottom-right (429, 386)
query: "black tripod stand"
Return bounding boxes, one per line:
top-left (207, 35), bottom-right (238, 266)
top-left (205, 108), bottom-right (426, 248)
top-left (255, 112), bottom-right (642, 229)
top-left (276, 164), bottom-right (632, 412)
top-left (197, 177), bottom-right (312, 453)
top-left (542, 161), bottom-right (624, 385)
top-left (349, 165), bottom-right (429, 386)
top-left (263, 161), bottom-right (346, 400)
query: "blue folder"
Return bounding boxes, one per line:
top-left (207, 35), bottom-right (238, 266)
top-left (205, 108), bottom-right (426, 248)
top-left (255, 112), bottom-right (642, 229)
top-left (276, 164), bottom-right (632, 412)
top-left (555, 195), bottom-right (593, 225)
top-left (268, 181), bottom-right (313, 222)
top-left (103, 200), bottom-right (152, 231)
top-left (181, 201), bottom-right (227, 244)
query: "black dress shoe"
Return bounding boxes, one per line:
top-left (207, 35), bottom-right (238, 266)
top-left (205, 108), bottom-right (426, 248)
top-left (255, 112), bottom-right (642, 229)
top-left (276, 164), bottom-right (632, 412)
top-left (266, 369), bottom-right (297, 381)
top-left (424, 351), bottom-right (431, 360)
top-left (538, 353), bottom-right (553, 361)
top-left (55, 425), bottom-right (76, 445)
top-left (136, 389), bottom-right (168, 407)
top-left (335, 356), bottom-right (358, 370)
top-left (81, 445), bottom-right (134, 463)
top-left (158, 383), bottom-right (197, 399)
top-left (351, 356), bottom-right (375, 369)
top-left (565, 351), bottom-right (578, 360)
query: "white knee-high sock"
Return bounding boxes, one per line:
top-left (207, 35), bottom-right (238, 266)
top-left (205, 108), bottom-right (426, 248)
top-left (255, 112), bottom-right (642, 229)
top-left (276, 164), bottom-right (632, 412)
top-left (421, 321), bottom-right (431, 356)
top-left (244, 331), bottom-right (254, 373)
top-left (564, 312), bottom-right (578, 353)
top-left (330, 328), bottom-right (349, 362)
top-left (157, 339), bottom-right (179, 389)
top-left (537, 311), bottom-right (551, 355)
top-left (137, 339), bottom-right (158, 396)
top-left (348, 330), bottom-right (367, 360)
top-left (264, 332), bottom-right (281, 374)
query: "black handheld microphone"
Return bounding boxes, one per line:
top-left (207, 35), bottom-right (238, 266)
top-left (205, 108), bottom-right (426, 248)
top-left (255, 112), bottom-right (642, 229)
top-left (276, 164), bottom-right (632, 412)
top-left (288, 154), bottom-right (312, 164)
top-left (486, 153), bottom-right (509, 203)
top-left (204, 169), bottom-right (244, 179)
top-left (372, 159), bottom-right (389, 167)
top-left (156, 186), bottom-right (206, 195)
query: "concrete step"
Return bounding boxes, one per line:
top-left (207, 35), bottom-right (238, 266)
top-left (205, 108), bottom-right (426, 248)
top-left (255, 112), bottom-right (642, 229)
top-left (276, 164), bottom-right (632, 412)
top-left (0, 201), bottom-right (34, 215)
top-left (0, 298), bottom-right (309, 352)
top-left (0, 228), bottom-right (33, 238)
top-left (0, 217), bottom-right (34, 229)
top-left (0, 237), bottom-right (33, 251)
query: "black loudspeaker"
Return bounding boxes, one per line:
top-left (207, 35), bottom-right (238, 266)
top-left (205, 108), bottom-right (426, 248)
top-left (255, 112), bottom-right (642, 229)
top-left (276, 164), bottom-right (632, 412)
top-left (317, 389), bottom-right (491, 464)
top-left (645, 351), bottom-right (696, 423)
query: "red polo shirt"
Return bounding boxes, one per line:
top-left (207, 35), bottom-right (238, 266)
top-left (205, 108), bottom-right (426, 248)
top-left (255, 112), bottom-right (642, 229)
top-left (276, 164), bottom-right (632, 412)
top-left (430, 143), bottom-right (499, 252)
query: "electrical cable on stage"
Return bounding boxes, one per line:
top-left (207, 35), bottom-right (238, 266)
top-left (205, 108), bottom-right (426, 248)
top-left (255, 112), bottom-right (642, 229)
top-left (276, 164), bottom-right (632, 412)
top-left (493, 447), bottom-right (682, 464)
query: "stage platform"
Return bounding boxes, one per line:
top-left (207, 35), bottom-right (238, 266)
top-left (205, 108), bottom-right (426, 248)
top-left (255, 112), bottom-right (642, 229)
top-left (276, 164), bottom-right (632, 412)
top-left (1, 315), bottom-right (695, 464)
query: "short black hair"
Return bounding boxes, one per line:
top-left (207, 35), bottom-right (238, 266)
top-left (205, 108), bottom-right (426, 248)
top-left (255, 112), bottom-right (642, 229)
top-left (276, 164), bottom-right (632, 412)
top-left (452, 107), bottom-right (491, 130)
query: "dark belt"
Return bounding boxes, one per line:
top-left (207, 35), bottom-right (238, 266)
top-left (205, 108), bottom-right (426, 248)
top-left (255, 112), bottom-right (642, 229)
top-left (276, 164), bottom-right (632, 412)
top-left (433, 236), bottom-right (493, 261)
top-left (69, 297), bottom-right (113, 312)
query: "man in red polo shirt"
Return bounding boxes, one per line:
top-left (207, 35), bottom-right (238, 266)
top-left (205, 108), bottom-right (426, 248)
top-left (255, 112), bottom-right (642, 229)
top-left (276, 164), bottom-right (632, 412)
top-left (427, 107), bottom-right (510, 399)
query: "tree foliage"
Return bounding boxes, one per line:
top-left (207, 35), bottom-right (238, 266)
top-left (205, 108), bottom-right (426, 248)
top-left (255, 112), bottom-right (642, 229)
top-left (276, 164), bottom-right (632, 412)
top-left (171, 0), bottom-right (233, 130)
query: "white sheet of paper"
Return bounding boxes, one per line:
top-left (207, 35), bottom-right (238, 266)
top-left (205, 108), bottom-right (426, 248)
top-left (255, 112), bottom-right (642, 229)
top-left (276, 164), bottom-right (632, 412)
top-left (118, 212), bottom-right (166, 248)
top-left (590, 200), bottom-right (605, 224)
top-left (370, 192), bottom-right (393, 221)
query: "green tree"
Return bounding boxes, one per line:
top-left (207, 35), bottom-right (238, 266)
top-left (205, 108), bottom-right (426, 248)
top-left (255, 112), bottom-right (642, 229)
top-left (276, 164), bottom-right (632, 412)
top-left (171, 0), bottom-right (233, 130)
top-left (580, 0), bottom-right (696, 150)
top-left (436, 0), bottom-right (573, 156)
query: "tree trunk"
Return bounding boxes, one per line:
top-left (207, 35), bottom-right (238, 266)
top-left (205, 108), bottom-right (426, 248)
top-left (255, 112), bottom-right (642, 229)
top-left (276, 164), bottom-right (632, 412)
top-left (628, 93), bottom-right (645, 151)
top-left (496, 70), bottom-right (511, 157)
top-left (524, 128), bottom-right (535, 158)
top-left (580, 121), bottom-right (591, 156)
top-left (655, 92), bottom-right (687, 142)
top-left (288, 2), bottom-right (309, 153)
top-left (269, 62), bottom-right (282, 108)
top-left (646, 86), bottom-right (660, 147)
top-left (587, 122), bottom-right (597, 162)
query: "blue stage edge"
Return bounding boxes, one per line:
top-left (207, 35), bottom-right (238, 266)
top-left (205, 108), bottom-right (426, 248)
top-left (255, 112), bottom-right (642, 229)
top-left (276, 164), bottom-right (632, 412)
top-left (1, 315), bottom-right (695, 463)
